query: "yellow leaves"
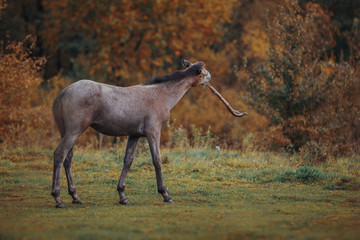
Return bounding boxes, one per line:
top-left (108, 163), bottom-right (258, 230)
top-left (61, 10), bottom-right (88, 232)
top-left (152, 58), bottom-right (163, 67)
top-left (139, 58), bottom-right (147, 70)
top-left (164, 56), bottom-right (173, 64)
top-left (41, 0), bottom-right (237, 85)
top-left (0, 37), bottom-right (46, 139)
top-left (241, 21), bottom-right (270, 61)
top-left (170, 39), bottom-right (184, 52)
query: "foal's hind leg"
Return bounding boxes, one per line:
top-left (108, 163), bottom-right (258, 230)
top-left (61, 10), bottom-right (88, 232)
top-left (64, 148), bottom-right (82, 204)
top-left (117, 136), bottom-right (139, 205)
top-left (51, 134), bottom-right (78, 208)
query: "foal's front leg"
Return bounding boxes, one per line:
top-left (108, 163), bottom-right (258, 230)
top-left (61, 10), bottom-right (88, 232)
top-left (147, 132), bottom-right (173, 203)
top-left (117, 136), bottom-right (139, 205)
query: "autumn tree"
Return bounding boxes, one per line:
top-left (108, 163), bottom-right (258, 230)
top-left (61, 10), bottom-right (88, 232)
top-left (299, 0), bottom-right (360, 61)
top-left (0, 34), bottom-right (46, 142)
top-left (242, 0), bottom-right (360, 157)
top-left (41, 0), bottom-right (236, 85)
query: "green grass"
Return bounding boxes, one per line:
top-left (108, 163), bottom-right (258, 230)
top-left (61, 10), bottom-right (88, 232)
top-left (0, 144), bottom-right (359, 239)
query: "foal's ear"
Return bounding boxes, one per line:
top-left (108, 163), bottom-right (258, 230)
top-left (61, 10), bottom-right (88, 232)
top-left (182, 59), bottom-right (192, 68)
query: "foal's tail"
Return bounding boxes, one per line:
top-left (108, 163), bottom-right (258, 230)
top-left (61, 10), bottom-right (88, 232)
top-left (52, 91), bottom-right (66, 138)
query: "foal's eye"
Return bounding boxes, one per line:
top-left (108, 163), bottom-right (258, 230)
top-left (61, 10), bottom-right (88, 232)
top-left (197, 69), bottom-right (203, 75)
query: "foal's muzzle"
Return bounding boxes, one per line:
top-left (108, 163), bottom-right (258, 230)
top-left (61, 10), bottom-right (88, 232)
top-left (201, 70), bottom-right (211, 85)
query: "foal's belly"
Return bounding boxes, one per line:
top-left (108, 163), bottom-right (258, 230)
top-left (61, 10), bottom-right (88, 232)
top-left (90, 118), bottom-right (145, 137)
top-left (89, 86), bottom-right (151, 137)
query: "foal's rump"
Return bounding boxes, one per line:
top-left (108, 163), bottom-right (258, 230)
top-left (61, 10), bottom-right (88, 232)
top-left (52, 80), bottom-right (103, 137)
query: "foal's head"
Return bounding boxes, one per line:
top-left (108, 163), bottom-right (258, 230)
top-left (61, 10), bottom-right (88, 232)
top-left (182, 59), bottom-right (211, 87)
top-left (144, 59), bottom-right (211, 86)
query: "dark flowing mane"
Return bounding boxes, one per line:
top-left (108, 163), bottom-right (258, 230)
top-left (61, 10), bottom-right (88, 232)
top-left (144, 62), bottom-right (204, 85)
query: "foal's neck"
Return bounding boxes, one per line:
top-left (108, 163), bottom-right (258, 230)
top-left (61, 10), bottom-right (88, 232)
top-left (157, 77), bottom-right (194, 111)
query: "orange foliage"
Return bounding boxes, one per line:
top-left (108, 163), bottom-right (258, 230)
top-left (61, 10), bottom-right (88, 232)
top-left (0, 36), bottom-right (46, 143)
top-left (42, 0), bottom-right (236, 85)
top-left (239, 0), bottom-right (275, 61)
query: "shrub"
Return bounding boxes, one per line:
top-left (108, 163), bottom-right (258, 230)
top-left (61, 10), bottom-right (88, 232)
top-left (0, 36), bottom-right (46, 144)
top-left (240, 0), bottom-right (360, 158)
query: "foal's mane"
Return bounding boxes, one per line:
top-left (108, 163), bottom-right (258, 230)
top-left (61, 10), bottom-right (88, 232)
top-left (144, 62), bottom-right (204, 85)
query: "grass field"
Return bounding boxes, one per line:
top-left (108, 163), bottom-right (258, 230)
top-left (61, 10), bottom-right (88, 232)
top-left (0, 142), bottom-right (359, 239)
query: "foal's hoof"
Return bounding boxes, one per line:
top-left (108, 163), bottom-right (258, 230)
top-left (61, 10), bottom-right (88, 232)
top-left (72, 199), bottom-right (82, 205)
top-left (164, 199), bottom-right (174, 204)
top-left (119, 199), bottom-right (130, 205)
top-left (56, 203), bottom-right (66, 209)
